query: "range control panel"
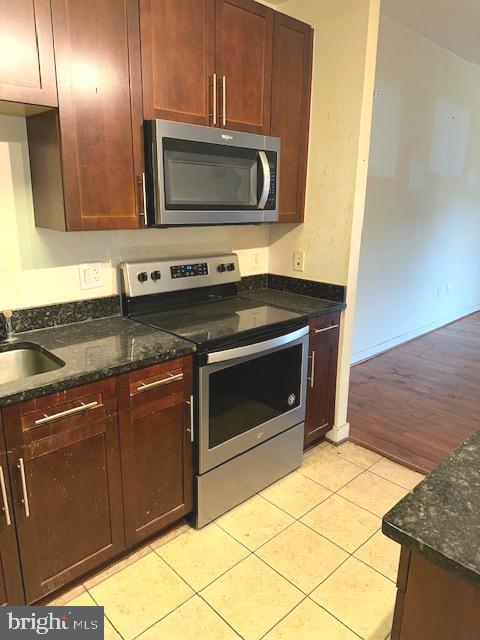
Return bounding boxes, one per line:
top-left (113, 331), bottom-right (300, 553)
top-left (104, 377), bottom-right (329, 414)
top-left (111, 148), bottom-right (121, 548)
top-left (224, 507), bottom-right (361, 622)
top-left (171, 263), bottom-right (209, 279)
top-left (120, 254), bottom-right (239, 297)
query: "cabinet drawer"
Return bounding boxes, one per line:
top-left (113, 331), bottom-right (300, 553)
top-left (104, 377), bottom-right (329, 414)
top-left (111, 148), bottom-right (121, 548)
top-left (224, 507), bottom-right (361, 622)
top-left (117, 356), bottom-right (193, 412)
top-left (1, 378), bottom-right (117, 450)
top-left (309, 311), bottom-right (341, 337)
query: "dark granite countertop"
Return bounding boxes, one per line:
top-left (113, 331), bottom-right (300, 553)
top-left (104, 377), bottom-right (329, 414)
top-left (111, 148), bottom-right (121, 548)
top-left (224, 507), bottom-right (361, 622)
top-left (241, 288), bottom-right (346, 318)
top-left (383, 430), bottom-right (480, 589)
top-left (0, 317), bottom-right (195, 408)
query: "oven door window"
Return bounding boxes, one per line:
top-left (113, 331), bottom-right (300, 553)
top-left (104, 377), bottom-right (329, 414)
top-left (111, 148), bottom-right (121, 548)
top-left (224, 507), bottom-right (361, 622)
top-left (208, 344), bottom-right (302, 449)
top-left (163, 138), bottom-right (263, 210)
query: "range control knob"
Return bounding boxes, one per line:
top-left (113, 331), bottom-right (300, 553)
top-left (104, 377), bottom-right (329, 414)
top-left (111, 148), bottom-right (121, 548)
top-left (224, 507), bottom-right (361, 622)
top-left (151, 270), bottom-right (161, 281)
top-left (137, 272), bottom-right (148, 283)
top-left (217, 264), bottom-right (226, 273)
top-left (227, 263), bottom-right (235, 271)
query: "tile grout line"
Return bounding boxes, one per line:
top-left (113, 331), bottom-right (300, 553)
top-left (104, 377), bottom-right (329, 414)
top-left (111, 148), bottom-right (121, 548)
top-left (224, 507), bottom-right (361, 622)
top-left (196, 592), bottom-right (245, 639)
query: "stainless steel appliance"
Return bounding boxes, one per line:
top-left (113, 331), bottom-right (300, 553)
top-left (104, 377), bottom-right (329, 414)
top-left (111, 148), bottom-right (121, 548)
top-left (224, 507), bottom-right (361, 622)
top-left (120, 254), bottom-right (308, 528)
top-left (144, 120), bottom-right (280, 226)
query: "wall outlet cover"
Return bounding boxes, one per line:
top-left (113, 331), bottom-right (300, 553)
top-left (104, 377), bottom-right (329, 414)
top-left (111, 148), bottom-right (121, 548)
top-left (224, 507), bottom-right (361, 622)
top-left (293, 250), bottom-right (305, 272)
top-left (79, 263), bottom-right (104, 290)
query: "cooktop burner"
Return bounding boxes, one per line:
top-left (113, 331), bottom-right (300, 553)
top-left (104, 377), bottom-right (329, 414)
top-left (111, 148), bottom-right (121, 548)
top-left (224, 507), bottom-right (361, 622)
top-left (119, 254), bottom-right (307, 350)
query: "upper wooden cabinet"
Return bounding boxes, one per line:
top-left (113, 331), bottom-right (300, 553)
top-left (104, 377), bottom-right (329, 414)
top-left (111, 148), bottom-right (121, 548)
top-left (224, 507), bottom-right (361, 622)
top-left (140, 0), bottom-right (215, 124)
top-left (27, 0), bottom-right (144, 231)
top-left (214, 0), bottom-right (273, 134)
top-left (0, 0), bottom-right (57, 107)
top-left (271, 13), bottom-right (313, 223)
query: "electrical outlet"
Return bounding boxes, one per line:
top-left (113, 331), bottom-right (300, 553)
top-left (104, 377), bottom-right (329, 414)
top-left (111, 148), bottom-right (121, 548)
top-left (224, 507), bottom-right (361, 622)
top-left (293, 250), bottom-right (305, 272)
top-left (253, 251), bottom-right (260, 266)
top-left (79, 263), bottom-right (104, 290)
top-left (446, 284), bottom-right (454, 296)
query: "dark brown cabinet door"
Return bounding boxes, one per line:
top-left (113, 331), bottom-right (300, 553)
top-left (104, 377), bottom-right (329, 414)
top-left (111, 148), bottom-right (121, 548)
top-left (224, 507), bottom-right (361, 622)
top-left (215, 0), bottom-right (273, 134)
top-left (9, 418), bottom-right (125, 603)
top-left (304, 314), bottom-right (340, 449)
top-left (0, 452), bottom-right (25, 605)
top-left (0, 0), bottom-right (57, 107)
top-left (140, 0), bottom-right (215, 125)
top-left (271, 13), bottom-right (313, 223)
top-left (29, 0), bottom-right (144, 231)
top-left (118, 357), bottom-right (193, 546)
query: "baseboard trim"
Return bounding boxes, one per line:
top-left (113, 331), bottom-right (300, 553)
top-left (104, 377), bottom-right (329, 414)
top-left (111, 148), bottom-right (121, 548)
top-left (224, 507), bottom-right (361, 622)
top-left (326, 422), bottom-right (350, 444)
top-left (351, 305), bottom-right (480, 365)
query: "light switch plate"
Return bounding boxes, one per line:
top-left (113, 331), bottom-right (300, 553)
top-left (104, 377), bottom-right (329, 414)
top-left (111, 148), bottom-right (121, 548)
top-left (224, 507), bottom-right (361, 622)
top-left (79, 263), bottom-right (104, 290)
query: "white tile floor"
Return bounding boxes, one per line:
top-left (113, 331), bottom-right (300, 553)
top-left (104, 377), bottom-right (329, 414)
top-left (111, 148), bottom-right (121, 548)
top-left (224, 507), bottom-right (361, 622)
top-left (49, 440), bottom-right (424, 640)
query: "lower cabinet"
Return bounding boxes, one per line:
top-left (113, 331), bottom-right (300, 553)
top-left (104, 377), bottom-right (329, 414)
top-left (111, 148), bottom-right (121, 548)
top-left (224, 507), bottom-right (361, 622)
top-left (118, 358), bottom-right (194, 546)
top-left (0, 355), bottom-right (194, 604)
top-left (0, 451), bottom-right (25, 605)
top-left (9, 418), bottom-right (125, 603)
top-left (304, 313), bottom-right (340, 449)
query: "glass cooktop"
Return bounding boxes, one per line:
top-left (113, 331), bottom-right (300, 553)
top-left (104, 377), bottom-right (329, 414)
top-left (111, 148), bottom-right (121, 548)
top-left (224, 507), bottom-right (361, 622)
top-left (131, 296), bottom-right (306, 350)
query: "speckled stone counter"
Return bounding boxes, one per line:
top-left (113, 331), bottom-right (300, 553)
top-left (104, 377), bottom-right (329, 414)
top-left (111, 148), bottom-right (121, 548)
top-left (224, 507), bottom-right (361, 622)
top-left (0, 317), bottom-right (195, 408)
top-left (383, 430), bottom-right (480, 589)
top-left (242, 288), bottom-right (346, 318)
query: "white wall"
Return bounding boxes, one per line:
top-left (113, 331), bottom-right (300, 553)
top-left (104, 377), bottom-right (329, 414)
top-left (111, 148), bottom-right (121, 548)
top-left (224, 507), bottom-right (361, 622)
top-left (352, 16), bottom-right (480, 363)
top-left (0, 115), bottom-right (269, 310)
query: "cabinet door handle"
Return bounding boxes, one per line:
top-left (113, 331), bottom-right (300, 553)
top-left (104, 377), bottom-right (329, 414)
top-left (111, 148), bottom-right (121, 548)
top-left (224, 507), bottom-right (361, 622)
top-left (137, 372), bottom-right (183, 393)
top-left (137, 174), bottom-right (146, 218)
top-left (308, 350), bottom-right (316, 388)
top-left (186, 395), bottom-right (194, 442)
top-left (18, 458), bottom-right (30, 518)
top-left (34, 401), bottom-right (99, 426)
top-left (210, 73), bottom-right (218, 125)
top-left (0, 465), bottom-right (11, 526)
top-left (314, 324), bottom-right (339, 334)
top-left (222, 75), bottom-right (227, 127)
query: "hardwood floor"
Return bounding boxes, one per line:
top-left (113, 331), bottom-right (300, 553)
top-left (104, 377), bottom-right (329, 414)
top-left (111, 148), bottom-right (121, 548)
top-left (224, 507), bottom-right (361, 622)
top-left (349, 312), bottom-right (480, 474)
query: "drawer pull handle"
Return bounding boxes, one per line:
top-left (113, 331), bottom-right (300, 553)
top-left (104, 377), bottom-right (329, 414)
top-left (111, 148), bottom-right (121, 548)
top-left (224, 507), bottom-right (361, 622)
top-left (18, 458), bottom-right (30, 518)
top-left (314, 324), bottom-right (339, 334)
top-left (0, 465), bottom-right (11, 526)
top-left (34, 401), bottom-right (99, 426)
top-left (137, 372), bottom-right (183, 393)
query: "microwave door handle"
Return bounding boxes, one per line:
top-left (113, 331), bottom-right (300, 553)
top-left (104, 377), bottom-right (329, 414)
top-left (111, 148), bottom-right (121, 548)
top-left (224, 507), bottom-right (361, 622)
top-left (258, 151), bottom-right (270, 210)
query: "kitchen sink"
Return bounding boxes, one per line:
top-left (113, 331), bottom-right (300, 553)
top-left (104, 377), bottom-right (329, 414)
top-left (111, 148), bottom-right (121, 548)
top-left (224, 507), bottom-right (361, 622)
top-left (0, 342), bottom-right (65, 385)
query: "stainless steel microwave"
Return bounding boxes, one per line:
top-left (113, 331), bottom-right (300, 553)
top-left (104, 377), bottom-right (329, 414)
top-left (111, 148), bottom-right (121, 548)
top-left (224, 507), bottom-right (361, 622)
top-left (144, 119), bottom-right (280, 226)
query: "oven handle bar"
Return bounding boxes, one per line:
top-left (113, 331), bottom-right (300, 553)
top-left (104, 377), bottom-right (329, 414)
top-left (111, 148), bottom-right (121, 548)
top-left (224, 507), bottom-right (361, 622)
top-left (207, 325), bottom-right (309, 365)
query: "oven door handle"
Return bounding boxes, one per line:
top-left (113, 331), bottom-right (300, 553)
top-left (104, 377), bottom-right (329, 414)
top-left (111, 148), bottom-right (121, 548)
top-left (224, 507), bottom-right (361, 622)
top-left (207, 325), bottom-right (309, 364)
top-left (257, 151), bottom-right (270, 210)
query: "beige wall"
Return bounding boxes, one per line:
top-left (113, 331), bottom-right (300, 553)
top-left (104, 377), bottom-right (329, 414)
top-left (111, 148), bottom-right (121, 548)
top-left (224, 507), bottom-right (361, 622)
top-left (268, 0), bottom-right (376, 286)
top-left (0, 116), bottom-right (269, 310)
top-left (266, 0), bottom-right (380, 441)
top-left (353, 16), bottom-right (480, 362)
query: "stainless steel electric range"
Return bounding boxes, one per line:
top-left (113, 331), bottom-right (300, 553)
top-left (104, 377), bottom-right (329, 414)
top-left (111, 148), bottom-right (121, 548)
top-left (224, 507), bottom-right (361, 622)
top-left (120, 254), bottom-right (309, 528)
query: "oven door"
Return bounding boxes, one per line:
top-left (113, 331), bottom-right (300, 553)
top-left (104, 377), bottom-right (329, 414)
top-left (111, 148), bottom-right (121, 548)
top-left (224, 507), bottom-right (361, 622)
top-left (198, 326), bottom-right (309, 474)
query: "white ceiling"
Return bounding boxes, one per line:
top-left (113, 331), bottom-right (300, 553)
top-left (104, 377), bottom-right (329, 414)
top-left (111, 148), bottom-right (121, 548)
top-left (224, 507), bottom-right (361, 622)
top-left (382, 0), bottom-right (480, 65)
